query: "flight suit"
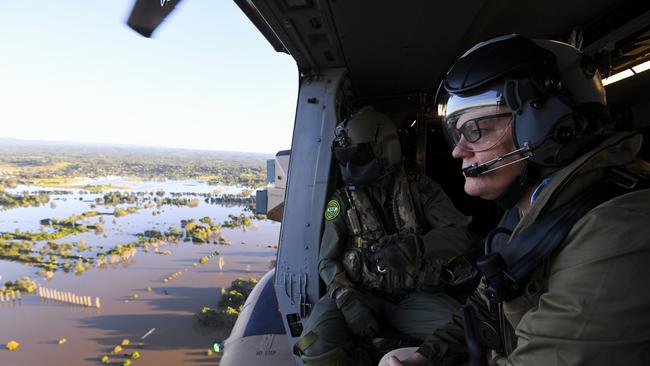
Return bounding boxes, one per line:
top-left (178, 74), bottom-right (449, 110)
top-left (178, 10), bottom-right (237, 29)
top-left (417, 131), bottom-right (650, 365)
top-left (296, 168), bottom-right (475, 365)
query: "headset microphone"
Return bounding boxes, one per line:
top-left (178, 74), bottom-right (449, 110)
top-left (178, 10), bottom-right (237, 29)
top-left (462, 144), bottom-right (532, 177)
top-left (462, 163), bottom-right (489, 177)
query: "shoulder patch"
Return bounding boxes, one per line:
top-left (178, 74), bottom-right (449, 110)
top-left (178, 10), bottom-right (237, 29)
top-left (324, 199), bottom-right (341, 221)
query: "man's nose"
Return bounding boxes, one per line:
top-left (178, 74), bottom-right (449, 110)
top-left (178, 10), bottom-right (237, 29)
top-left (452, 144), bottom-right (472, 159)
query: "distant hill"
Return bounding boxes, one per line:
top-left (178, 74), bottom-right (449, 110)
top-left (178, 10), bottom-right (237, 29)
top-left (0, 138), bottom-right (274, 160)
top-left (0, 138), bottom-right (275, 185)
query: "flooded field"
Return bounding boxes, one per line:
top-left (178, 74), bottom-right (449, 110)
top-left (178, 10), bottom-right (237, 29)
top-left (0, 178), bottom-right (279, 365)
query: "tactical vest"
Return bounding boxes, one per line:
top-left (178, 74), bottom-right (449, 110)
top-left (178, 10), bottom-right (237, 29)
top-left (340, 170), bottom-right (442, 299)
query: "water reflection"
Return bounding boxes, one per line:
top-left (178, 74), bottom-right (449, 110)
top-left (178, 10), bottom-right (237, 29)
top-left (0, 178), bottom-right (279, 365)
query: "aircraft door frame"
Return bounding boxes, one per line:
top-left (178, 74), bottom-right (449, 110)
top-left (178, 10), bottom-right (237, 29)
top-left (274, 68), bottom-right (347, 363)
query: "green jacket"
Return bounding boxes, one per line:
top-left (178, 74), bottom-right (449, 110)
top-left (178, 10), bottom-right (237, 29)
top-left (418, 132), bottom-right (650, 365)
top-left (319, 171), bottom-right (475, 298)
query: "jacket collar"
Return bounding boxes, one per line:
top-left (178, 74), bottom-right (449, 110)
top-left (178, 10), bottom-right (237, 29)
top-left (513, 131), bottom-right (644, 236)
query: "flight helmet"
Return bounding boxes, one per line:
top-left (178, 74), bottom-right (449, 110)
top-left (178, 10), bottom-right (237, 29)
top-left (438, 34), bottom-right (608, 167)
top-left (332, 106), bottom-right (401, 185)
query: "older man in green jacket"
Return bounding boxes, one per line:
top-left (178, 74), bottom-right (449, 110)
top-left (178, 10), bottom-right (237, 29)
top-left (385, 35), bottom-right (650, 366)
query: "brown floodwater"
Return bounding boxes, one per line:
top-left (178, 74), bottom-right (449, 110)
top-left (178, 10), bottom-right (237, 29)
top-left (0, 181), bottom-right (280, 366)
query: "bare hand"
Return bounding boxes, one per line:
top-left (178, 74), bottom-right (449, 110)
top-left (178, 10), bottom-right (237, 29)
top-left (387, 352), bottom-right (433, 366)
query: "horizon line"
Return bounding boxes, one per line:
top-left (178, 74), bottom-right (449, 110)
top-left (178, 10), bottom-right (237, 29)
top-left (0, 136), bottom-right (283, 156)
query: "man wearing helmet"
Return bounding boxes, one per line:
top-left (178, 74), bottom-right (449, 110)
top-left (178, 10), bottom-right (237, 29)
top-left (293, 106), bottom-right (476, 365)
top-left (385, 35), bottom-right (650, 366)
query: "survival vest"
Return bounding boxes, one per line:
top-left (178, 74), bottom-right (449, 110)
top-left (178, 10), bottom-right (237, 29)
top-left (339, 169), bottom-right (442, 299)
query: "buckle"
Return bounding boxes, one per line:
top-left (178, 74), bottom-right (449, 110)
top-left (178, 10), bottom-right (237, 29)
top-left (605, 166), bottom-right (641, 190)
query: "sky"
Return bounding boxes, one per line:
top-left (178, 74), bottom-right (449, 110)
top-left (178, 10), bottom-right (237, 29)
top-left (0, 0), bottom-right (298, 154)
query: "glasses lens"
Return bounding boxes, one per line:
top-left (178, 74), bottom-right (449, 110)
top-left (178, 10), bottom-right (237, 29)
top-left (438, 87), bottom-right (512, 152)
top-left (436, 85), bottom-right (512, 152)
top-left (445, 110), bottom-right (511, 152)
top-left (459, 120), bottom-right (481, 143)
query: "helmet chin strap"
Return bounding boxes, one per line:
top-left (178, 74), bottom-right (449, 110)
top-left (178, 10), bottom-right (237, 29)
top-left (496, 162), bottom-right (541, 209)
top-left (365, 161), bottom-right (397, 188)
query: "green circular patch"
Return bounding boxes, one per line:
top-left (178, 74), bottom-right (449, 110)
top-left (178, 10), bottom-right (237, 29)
top-left (324, 199), bottom-right (341, 221)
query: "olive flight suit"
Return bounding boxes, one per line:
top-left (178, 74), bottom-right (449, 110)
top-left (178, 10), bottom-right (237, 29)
top-left (296, 168), bottom-right (475, 365)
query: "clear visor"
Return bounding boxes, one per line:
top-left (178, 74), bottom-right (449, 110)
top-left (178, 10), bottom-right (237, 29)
top-left (438, 89), bottom-right (513, 152)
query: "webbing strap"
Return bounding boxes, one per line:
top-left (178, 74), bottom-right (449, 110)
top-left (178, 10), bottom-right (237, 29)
top-left (489, 166), bottom-right (650, 286)
top-left (502, 180), bottom-right (623, 282)
top-left (293, 331), bottom-right (318, 356)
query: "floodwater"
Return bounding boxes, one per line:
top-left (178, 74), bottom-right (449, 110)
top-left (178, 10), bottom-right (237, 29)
top-left (0, 179), bottom-right (280, 365)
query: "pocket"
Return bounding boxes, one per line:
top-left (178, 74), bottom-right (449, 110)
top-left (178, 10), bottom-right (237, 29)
top-left (342, 248), bottom-right (363, 283)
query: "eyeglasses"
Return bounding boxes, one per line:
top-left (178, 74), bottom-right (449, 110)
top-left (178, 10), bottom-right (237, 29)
top-left (445, 112), bottom-right (512, 152)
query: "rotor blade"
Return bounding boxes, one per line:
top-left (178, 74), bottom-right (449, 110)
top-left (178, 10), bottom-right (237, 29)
top-left (126, 0), bottom-right (183, 38)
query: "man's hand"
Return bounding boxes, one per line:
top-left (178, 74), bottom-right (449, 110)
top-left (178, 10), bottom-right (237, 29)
top-left (334, 287), bottom-right (379, 337)
top-left (376, 234), bottom-right (422, 270)
top-left (387, 352), bottom-right (433, 366)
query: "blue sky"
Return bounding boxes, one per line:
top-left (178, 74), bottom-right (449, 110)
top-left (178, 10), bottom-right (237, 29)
top-left (0, 0), bottom-right (298, 153)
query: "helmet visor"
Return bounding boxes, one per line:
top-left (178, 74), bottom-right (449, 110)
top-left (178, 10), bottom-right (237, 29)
top-left (438, 88), bottom-right (513, 152)
top-left (333, 143), bottom-right (375, 165)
